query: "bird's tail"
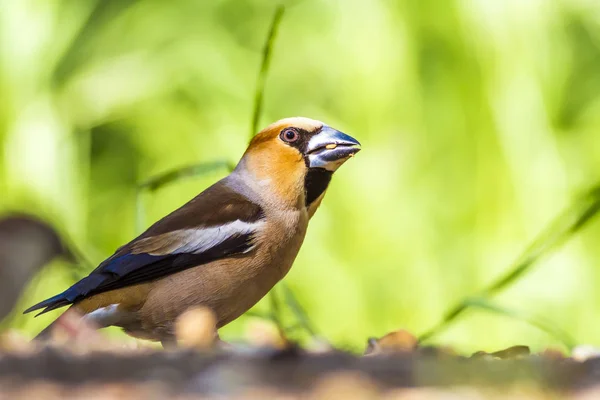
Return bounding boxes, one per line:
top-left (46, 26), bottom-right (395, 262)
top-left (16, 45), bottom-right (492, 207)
top-left (23, 291), bottom-right (71, 317)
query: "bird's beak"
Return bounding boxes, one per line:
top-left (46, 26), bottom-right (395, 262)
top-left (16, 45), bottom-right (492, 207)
top-left (306, 126), bottom-right (361, 171)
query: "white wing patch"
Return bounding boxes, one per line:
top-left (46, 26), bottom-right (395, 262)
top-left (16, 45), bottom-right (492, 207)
top-left (172, 220), bottom-right (265, 254)
top-left (134, 219), bottom-right (265, 256)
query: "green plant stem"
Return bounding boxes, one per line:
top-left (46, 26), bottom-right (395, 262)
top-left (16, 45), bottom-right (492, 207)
top-left (250, 4), bottom-right (285, 138)
top-left (134, 161), bottom-right (232, 233)
top-left (463, 297), bottom-right (576, 350)
top-left (419, 185), bottom-right (600, 343)
top-left (138, 161), bottom-right (233, 192)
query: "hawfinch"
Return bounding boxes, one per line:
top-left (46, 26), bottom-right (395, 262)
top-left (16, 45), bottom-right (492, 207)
top-left (25, 117), bottom-right (360, 346)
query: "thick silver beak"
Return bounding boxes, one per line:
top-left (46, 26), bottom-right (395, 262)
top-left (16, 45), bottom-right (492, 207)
top-left (306, 126), bottom-right (361, 171)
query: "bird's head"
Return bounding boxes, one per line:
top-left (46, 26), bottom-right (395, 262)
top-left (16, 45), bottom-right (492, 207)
top-left (239, 117), bottom-right (360, 210)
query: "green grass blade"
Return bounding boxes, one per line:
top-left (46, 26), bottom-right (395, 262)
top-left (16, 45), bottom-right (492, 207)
top-left (463, 297), bottom-right (577, 350)
top-left (138, 161), bottom-right (233, 192)
top-left (250, 4), bottom-right (285, 138)
top-left (135, 161), bottom-right (233, 234)
top-left (419, 184), bottom-right (600, 342)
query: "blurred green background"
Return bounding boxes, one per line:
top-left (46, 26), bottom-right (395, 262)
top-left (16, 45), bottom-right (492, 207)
top-left (2, 0), bottom-right (600, 353)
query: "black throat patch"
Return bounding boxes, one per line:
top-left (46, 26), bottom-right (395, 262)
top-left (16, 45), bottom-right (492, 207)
top-left (304, 168), bottom-right (333, 207)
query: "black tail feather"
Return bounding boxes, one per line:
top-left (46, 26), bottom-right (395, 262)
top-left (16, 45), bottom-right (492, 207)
top-left (23, 293), bottom-right (70, 316)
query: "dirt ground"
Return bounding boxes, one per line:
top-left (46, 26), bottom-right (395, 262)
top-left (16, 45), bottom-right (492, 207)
top-left (2, 343), bottom-right (600, 399)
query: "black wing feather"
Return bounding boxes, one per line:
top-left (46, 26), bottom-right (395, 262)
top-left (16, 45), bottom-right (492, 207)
top-left (24, 232), bottom-right (255, 316)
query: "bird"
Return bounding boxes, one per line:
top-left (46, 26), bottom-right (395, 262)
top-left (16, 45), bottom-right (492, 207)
top-left (24, 117), bottom-right (360, 346)
top-left (0, 214), bottom-right (73, 323)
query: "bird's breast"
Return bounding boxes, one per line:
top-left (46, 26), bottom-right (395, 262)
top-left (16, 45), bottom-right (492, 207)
top-left (261, 208), bottom-right (309, 278)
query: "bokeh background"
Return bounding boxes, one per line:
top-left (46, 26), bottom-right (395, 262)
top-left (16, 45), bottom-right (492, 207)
top-left (2, 0), bottom-right (600, 353)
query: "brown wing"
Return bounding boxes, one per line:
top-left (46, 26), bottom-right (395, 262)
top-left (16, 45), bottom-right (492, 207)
top-left (24, 179), bottom-right (265, 315)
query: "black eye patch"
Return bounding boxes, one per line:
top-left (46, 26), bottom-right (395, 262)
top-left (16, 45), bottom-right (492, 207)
top-left (281, 127), bottom-right (322, 161)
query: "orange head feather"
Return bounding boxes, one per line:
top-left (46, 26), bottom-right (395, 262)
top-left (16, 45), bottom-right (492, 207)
top-left (239, 117), bottom-right (360, 209)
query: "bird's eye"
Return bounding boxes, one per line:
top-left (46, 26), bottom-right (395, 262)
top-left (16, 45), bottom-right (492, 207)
top-left (280, 128), bottom-right (299, 143)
